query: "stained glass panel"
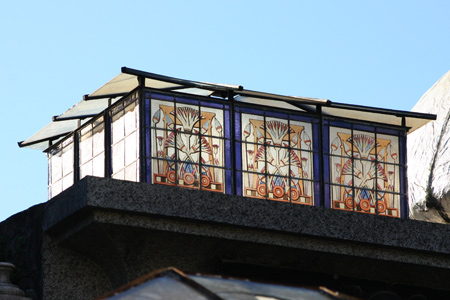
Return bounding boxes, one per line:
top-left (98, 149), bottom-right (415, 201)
top-left (149, 97), bottom-right (227, 193)
top-left (42, 84), bottom-right (410, 218)
top-left (329, 126), bottom-right (401, 217)
top-left (240, 112), bottom-right (314, 204)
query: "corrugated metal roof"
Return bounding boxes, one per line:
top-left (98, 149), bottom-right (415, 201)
top-left (96, 268), bottom-right (357, 300)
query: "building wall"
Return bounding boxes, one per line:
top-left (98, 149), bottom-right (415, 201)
top-left (2, 176), bottom-right (450, 299)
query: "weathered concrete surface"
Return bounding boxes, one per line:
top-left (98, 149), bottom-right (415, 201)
top-left (3, 176), bottom-right (450, 299)
top-left (0, 204), bottom-right (44, 299)
top-left (45, 177), bottom-right (450, 256)
top-left (43, 177), bottom-right (450, 297)
top-left (408, 70), bottom-right (450, 223)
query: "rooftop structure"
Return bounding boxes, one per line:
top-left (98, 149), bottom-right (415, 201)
top-left (3, 176), bottom-right (450, 299)
top-left (20, 67), bottom-right (435, 218)
top-left (6, 68), bottom-right (448, 300)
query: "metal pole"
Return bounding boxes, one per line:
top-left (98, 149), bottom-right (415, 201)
top-left (73, 131), bottom-right (80, 183)
top-left (138, 76), bottom-right (146, 183)
top-left (228, 90), bottom-right (237, 195)
top-left (317, 105), bottom-right (325, 207)
top-left (104, 110), bottom-right (112, 178)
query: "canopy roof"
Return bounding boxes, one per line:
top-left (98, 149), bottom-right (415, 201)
top-left (19, 67), bottom-right (436, 150)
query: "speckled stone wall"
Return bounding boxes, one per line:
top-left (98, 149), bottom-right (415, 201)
top-left (3, 176), bottom-right (450, 299)
top-left (45, 176), bottom-right (450, 257)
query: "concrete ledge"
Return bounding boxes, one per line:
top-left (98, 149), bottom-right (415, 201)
top-left (44, 176), bottom-right (450, 255)
top-left (4, 176), bottom-right (450, 299)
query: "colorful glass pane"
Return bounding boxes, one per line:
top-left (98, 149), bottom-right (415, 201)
top-left (150, 99), bottom-right (226, 193)
top-left (240, 113), bottom-right (314, 204)
top-left (329, 126), bottom-right (401, 217)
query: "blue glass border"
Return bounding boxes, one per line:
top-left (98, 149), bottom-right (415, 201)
top-left (239, 106), bottom-right (262, 115)
top-left (224, 107), bottom-right (231, 139)
top-left (290, 113), bottom-right (314, 123)
top-left (235, 170), bottom-right (242, 196)
top-left (151, 92), bottom-right (175, 102)
top-left (234, 112), bottom-right (241, 141)
top-left (266, 110), bottom-right (288, 119)
top-left (200, 100), bottom-right (224, 109)
top-left (176, 97), bottom-right (198, 106)
top-left (327, 119), bottom-right (352, 129)
top-left (145, 98), bottom-right (151, 128)
top-left (354, 124), bottom-right (375, 132)
top-left (235, 141), bottom-right (242, 171)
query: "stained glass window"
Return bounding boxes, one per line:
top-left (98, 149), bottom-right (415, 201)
top-left (147, 93), bottom-right (230, 193)
top-left (328, 125), bottom-right (403, 217)
top-left (48, 136), bottom-right (74, 199)
top-left (237, 110), bottom-right (316, 204)
top-left (111, 92), bottom-right (140, 182)
top-left (78, 116), bottom-right (105, 179)
top-left (43, 84), bottom-right (409, 219)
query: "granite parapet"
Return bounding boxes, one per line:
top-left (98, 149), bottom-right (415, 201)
top-left (44, 176), bottom-right (450, 256)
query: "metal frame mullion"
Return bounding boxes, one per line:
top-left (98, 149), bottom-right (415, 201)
top-left (263, 113), bottom-right (268, 200)
top-left (229, 91), bottom-right (237, 195)
top-left (350, 125), bottom-right (355, 211)
top-left (374, 131), bottom-right (379, 215)
top-left (198, 101), bottom-right (203, 191)
top-left (138, 77), bottom-right (146, 183)
top-left (317, 105), bottom-right (325, 207)
top-left (287, 117), bottom-right (292, 203)
top-left (73, 131), bottom-right (80, 183)
top-left (174, 100), bottom-right (179, 186)
top-left (104, 109), bottom-right (112, 178)
top-left (401, 116), bottom-right (408, 219)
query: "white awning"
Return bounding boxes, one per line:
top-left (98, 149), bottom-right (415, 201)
top-left (19, 97), bottom-right (120, 150)
top-left (20, 119), bottom-right (80, 150)
top-left (19, 67), bottom-right (436, 150)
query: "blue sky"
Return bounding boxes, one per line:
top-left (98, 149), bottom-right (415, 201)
top-left (1, 1), bottom-right (449, 221)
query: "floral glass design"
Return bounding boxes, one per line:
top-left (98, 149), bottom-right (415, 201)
top-left (240, 114), bottom-right (314, 204)
top-left (329, 127), bottom-right (401, 217)
top-left (150, 98), bottom-right (226, 192)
